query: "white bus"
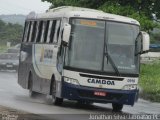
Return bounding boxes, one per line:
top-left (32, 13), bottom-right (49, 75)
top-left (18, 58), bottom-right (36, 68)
top-left (18, 6), bottom-right (150, 111)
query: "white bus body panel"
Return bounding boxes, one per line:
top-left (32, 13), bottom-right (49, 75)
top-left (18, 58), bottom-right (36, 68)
top-left (32, 44), bottom-right (61, 81)
top-left (28, 7), bottom-right (140, 26)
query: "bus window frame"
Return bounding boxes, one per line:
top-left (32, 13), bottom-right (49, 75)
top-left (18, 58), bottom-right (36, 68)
top-left (49, 20), bottom-right (56, 43)
top-left (53, 20), bottom-right (61, 44)
top-left (28, 21), bottom-right (34, 42)
top-left (40, 21), bottom-right (47, 43)
top-left (43, 20), bottom-right (50, 43)
top-left (23, 17), bottom-right (63, 44)
top-left (31, 21), bottom-right (37, 42)
top-left (34, 21), bottom-right (40, 43)
top-left (26, 21), bottom-right (32, 42)
top-left (36, 21), bottom-right (43, 43)
top-left (46, 21), bottom-right (53, 43)
top-left (22, 22), bottom-right (29, 42)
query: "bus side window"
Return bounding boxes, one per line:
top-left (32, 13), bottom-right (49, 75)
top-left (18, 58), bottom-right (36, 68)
top-left (53, 20), bottom-right (61, 44)
top-left (40, 21), bottom-right (47, 43)
top-left (44, 20), bottom-right (50, 43)
top-left (22, 22), bottom-right (29, 42)
top-left (36, 21), bottom-right (43, 43)
top-left (34, 21), bottom-right (39, 43)
top-left (26, 21), bottom-right (32, 42)
top-left (28, 21), bottom-right (34, 42)
top-left (31, 21), bottom-right (37, 42)
top-left (49, 20), bottom-right (56, 43)
top-left (46, 21), bottom-right (53, 43)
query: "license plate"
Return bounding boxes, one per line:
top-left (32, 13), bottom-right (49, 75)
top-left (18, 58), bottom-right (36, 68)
top-left (94, 91), bottom-right (106, 97)
top-left (6, 65), bottom-right (13, 68)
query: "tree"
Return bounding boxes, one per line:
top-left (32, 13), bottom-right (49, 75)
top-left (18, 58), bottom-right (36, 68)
top-left (0, 19), bottom-right (23, 45)
top-left (0, 20), bottom-right (6, 32)
top-left (99, 1), bottom-right (159, 32)
top-left (42, 0), bottom-right (106, 8)
top-left (42, 0), bottom-right (160, 32)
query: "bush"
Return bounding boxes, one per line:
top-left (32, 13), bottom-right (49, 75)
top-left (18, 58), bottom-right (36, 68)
top-left (140, 61), bottom-right (160, 102)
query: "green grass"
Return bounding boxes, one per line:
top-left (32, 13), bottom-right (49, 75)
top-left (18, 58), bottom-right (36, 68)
top-left (140, 61), bottom-right (160, 102)
top-left (0, 45), bottom-right (7, 53)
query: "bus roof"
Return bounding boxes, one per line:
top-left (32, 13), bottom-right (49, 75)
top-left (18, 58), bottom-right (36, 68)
top-left (26, 6), bottom-right (140, 25)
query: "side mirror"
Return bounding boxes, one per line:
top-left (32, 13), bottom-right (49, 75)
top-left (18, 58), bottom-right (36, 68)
top-left (62, 23), bottom-right (71, 46)
top-left (136, 31), bottom-right (150, 55)
top-left (141, 31), bottom-right (150, 53)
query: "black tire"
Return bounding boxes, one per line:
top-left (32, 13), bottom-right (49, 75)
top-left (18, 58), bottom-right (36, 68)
top-left (112, 103), bottom-right (123, 112)
top-left (52, 80), bottom-right (63, 105)
top-left (28, 73), bottom-right (38, 98)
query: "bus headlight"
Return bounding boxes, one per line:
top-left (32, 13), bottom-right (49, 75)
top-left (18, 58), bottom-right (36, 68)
top-left (123, 84), bottom-right (137, 90)
top-left (64, 77), bottom-right (80, 86)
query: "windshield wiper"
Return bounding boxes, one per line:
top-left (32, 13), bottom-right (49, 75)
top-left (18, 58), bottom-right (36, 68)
top-left (104, 43), bottom-right (120, 76)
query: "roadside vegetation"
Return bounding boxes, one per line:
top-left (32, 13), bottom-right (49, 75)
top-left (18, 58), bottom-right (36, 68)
top-left (140, 61), bottom-right (160, 102)
top-left (0, 45), bottom-right (8, 53)
top-left (0, 19), bottom-right (23, 53)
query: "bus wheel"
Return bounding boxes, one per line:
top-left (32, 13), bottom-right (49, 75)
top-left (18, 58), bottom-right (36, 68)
top-left (51, 81), bottom-right (63, 105)
top-left (28, 74), bottom-right (38, 98)
top-left (112, 103), bottom-right (123, 112)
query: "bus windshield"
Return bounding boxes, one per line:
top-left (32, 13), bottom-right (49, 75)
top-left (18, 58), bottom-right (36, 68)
top-left (65, 18), bottom-right (140, 75)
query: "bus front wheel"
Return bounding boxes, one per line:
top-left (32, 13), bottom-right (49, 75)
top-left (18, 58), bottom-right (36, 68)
top-left (51, 81), bottom-right (63, 105)
top-left (112, 103), bottom-right (123, 112)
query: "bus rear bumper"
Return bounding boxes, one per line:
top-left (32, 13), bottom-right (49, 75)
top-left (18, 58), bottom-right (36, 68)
top-left (61, 82), bottom-right (139, 106)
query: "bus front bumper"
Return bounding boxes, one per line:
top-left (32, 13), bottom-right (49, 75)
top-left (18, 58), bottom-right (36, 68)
top-left (61, 81), bottom-right (139, 106)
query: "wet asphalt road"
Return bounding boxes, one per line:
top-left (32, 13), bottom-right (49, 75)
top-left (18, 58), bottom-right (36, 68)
top-left (0, 71), bottom-right (159, 120)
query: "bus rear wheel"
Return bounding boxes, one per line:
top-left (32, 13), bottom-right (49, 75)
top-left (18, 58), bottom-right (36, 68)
top-left (51, 80), bottom-right (63, 105)
top-left (112, 103), bottom-right (123, 112)
top-left (28, 73), bottom-right (38, 98)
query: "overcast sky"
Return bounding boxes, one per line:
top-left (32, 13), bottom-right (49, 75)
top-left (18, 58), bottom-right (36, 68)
top-left (0, 0), bottom-right (51, 15)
